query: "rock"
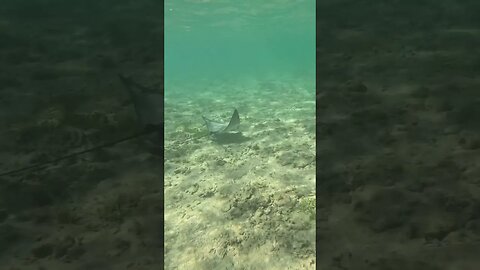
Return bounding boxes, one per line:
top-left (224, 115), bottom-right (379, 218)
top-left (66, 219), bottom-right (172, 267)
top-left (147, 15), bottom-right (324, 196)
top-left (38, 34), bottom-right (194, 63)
top-left (54, 236), bottom-right (75, 259)
top-left (185, 184), bottom-right (199, 195)
top-left (66, 245), bottom-right (86, 260)
top-left (354, 187), bottom-right (416, 232)
top-left (32, 243), bottom-right (54, 258)
top-left (422, 216), bottom-right (456, 241)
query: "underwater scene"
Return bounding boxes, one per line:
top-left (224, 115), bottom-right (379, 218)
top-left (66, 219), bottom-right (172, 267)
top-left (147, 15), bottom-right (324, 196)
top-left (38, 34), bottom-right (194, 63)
top-left (0, 1), bottom-right (165, 269)
top-left (317, 0), bottom-right (480, 269)
top-left (165, 0), bottom-right (315, 269)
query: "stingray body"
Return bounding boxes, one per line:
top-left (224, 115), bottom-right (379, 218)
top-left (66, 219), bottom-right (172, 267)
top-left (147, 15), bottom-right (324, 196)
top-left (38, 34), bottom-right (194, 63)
top-left (202, 109), bottom-right (240, 134)
top-left (118, 74), bottom-right (163, 131)
top-left (0, 75), bottom-right (163, 177)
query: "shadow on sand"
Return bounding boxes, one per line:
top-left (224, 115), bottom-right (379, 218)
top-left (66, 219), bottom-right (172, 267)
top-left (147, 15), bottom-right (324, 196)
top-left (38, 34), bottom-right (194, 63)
top-left (212, 132), bottom-right (251, 144)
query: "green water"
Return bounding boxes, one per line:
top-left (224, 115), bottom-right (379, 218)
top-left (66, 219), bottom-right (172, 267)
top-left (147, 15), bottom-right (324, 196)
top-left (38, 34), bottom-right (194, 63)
top-left (164, 1), bottom-right (316, 269)
top-left (165, 0), bottom-right (315, 89)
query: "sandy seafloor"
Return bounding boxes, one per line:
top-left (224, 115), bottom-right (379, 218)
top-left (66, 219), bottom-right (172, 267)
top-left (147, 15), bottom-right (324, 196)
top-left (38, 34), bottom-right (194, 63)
top-left (0, 1), bottom-right (167, 269)
top-left (3, 0), bottom-right (480, 269)
top-left (317, 0), bottom-right (480, 269)
top-left (0, 71), bottom-right (165, 270)
top-left (164, 78), bottom-right (316, 269)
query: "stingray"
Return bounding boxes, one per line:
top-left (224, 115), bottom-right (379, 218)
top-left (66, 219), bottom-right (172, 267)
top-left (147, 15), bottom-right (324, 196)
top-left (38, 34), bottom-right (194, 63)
top-left (202, 109), bottom-right (250, 144)
top-left (118, 74), bottom-right (163, 131)
top-left (202, 109), bottom-right (240, 134)
top-left (0, 74), bottom-right (163, 177)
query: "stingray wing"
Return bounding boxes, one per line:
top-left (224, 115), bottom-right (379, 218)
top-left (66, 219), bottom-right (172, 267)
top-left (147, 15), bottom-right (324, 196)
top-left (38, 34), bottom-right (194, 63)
top-left (223, 109), bottom-right (240, 132)
top-left (119, 74), bottom-right (163, 129)
top-left (203, 109), bottom-right (240, 134)
top-left (202, 116), bottom-right (228, 133)
top-left (134, 93), bottom-right (163, 127)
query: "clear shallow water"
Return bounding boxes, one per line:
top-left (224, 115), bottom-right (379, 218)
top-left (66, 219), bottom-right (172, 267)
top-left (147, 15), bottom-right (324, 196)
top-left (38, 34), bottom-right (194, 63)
top-left (164, 1), bottom-right (315, 269)
top-left (165, 0), bottom-right (315, 90)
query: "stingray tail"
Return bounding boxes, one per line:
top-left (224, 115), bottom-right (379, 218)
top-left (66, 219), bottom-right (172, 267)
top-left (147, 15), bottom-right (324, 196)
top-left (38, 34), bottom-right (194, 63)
top-left (118, 73), bottom-right (137, 100)
top-left (0, 129), bottom-right (155, 177)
